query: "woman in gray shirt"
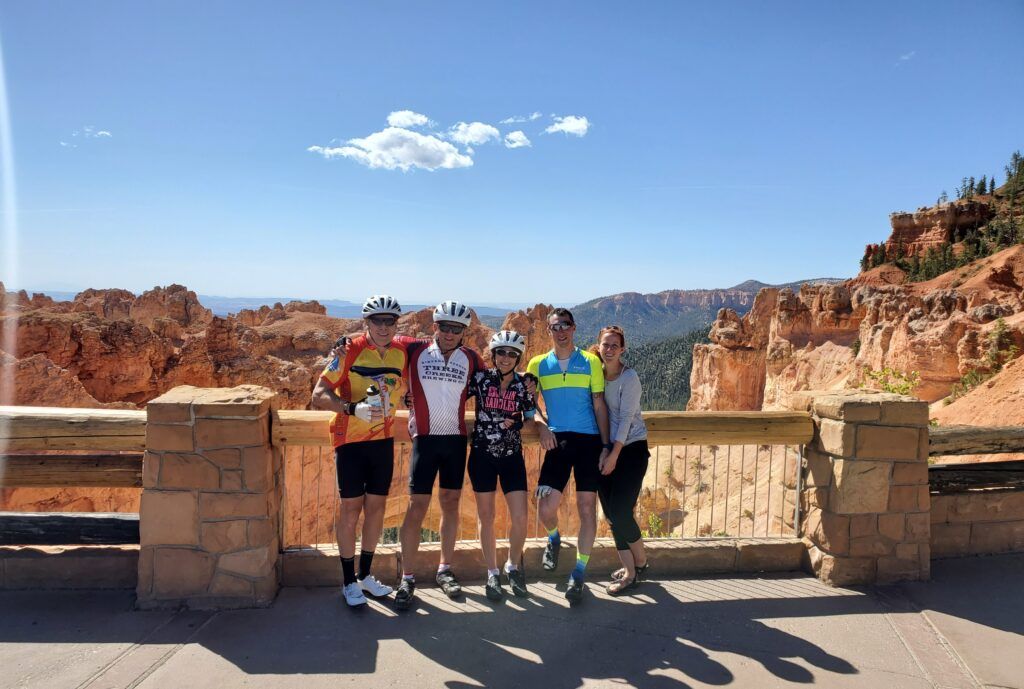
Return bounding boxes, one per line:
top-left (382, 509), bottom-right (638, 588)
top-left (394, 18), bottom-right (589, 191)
top-left (592, 325), bottom-right (650, 594)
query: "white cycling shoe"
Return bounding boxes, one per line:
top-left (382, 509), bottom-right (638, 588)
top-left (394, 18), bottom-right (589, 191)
top-left (342, 582), bottom-right (368, 607)
top-left (359, 574), bottom-right (394, 598)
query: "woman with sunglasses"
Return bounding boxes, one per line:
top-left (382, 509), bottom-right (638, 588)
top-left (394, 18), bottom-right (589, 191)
top-left (467, 330), bottom-right (536, 601)
top-left (591, 325), bottom-right (650, 595)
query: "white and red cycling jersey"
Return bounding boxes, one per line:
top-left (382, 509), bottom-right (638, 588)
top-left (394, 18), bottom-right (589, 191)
top-left (398, 336), bottom-right (485, 437)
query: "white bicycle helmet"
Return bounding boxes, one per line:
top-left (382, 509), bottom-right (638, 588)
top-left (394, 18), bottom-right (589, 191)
top-left (432, 300), bottom-right (472, 326)
top-left (489, 330), bottom-right (526, 354)
top-left (362, 294), bottom-right (402, 318)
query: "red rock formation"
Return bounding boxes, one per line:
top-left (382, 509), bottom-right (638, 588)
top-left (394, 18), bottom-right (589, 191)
top-left (884, 200), bottom-right (995, 257)
top-left (689, 245), bottom-right (1024, 411)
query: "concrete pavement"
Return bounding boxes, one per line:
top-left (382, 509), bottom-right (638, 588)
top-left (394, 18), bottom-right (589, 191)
top-left (3, 555), bottom-right (1022, 689)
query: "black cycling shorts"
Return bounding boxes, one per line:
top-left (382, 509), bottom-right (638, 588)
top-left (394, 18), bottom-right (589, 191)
top-left (468, 448), bottom-right (528, 494)
top-left (409, 435), bottom-right (468, 494)
top-left (335, 438), bottom-right (394, 499)
top-left (537, 431), bottom-right (603, 493)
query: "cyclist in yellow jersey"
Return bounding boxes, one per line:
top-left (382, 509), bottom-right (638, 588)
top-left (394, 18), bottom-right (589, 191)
top-left (311, 294), bottom-right (408, 608)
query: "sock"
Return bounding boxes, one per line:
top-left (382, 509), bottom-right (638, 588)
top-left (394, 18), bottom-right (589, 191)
top-left (340, 556), bottom-right (356, 586)
top-left (357, 550), bottom-right (374, 580)
top-left (505, 560), bottom-right (518, 573)
top-left (487, 568), bottom-right (500, 577)
top-left (437, 563), bottom-right (451, 574)
top-left (571, 553), bottom-right (590, 582)
top-left (402, 573), bottom-right (415, 582)
top-left (547, 527), bottom-right (560, 545)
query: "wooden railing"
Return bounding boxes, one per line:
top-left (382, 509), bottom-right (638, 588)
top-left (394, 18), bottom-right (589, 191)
top-left (271, 409), bottom-right (814, 448)
top-left (928, 424), bottom-right (1024, 495)
top-left (927, 425), bottom-right (1024, 457)
top-left (0, 406), bottom-right (145, 545)
top-left (1, 404), bottom-right (815, 548)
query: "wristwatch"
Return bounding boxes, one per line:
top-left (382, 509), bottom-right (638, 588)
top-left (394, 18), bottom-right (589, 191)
top-left (603, 442), bottom-right (613, 450)
top-left (344, 402), bottom-right (357, 416)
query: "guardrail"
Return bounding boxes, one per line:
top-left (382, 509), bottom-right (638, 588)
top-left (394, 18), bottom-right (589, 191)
top-left (0, 406), bottom-right (145, 545)
top-left (273, 409), bottom-right (812, 550)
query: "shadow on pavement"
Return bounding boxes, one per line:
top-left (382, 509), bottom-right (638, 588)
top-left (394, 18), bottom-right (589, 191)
top-left (1, 572), bottom-right (873, 688)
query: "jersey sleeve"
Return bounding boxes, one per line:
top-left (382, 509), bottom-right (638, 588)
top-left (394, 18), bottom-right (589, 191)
top-left (320, 356), bottom-right (342, 387)
top-left (587, 352), bottom-right (606, 394)
top-left (526, 355), bottom-right (541, 381)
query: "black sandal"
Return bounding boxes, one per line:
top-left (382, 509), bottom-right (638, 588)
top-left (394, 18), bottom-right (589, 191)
top-left (635, 563), bottom-right (650, 581)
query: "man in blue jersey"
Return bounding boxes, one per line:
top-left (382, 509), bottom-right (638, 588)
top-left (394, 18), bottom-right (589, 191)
top-left (526, 308), bottom-right (611, 605)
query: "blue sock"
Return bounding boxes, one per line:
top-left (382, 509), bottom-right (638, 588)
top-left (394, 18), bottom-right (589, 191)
top-left (547, 527), bottom-right (560, 546)
top-left (571, 553), bottom-right (590, 582)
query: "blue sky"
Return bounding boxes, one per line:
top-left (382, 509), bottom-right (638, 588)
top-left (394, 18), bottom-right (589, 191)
top-left (1, 1), bottom-right (1022, 306)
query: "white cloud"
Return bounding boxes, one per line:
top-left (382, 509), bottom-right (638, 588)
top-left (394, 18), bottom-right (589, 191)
top-left (447, 121), bottom-right (501, 146)
top-left (307, 127), bottom-right (472, 171)
top-left (71, 125), bottom-right (112, 140)
top-left (500, 111), bottom-right (543, 124)
top-left (59, 141), bottom-right (76, 148)
top-left (504, 131), bottom-right (531, 149)
top-left (899, 50), bottom-right (916, 61)
top-left (386, 110), bottom-right (433, 128)
top-left (545, 115), bottom-right (590, 137)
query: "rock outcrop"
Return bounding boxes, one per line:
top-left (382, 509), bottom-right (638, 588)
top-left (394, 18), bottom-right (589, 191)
top-left (689, 245), bottom-right (1024, 411)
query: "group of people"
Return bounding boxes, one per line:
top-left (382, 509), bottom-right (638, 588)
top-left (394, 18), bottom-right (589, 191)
top-left (311, 295), bottom-right (651, 610)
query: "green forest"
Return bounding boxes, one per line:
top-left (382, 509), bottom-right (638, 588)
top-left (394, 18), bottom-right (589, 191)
top-left (625, 327), bottom-right (711, 411)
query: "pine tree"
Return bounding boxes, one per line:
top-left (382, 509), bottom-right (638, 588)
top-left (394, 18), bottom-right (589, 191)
top-left (938, 190), bottom-right (948, 204)
top-left (968, 176), bottom-right (976, 199)
top-left (989, 177), bottom-right (996, 195)
top-left (976, 175), bottom-right (988, 196)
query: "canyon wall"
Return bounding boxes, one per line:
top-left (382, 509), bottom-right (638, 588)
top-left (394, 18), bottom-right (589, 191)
top-left (689, 246), bottom-right (1024, 416)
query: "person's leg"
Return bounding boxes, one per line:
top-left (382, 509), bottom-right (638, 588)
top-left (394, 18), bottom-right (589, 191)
top-left (359, 495), bottom-right (386, 561)
top-left (436, 436), bottom-right (469, 569)
top-left (400, 494), bottom-right (430, 575)
top-left (335, 444), bottom-right (369, 594)
top-left (622, 444), bottom-right (651, 575)
top-left (506, 490), bottom-right (528, 567)
top-left (475, 490), bottom-right (497, 571)
top-left (607, 442), bottom-right (650, 591)
top-left (575, 490), bottom-right (598, 569)
top-left (438, 488), bottom-right (462, 566)
top-left (401, 437), bottom-right (439, 579)
top-left (573, 436), bottom-right (602, 585)
top-left (358, 438), bottom-right (395, 580)
top-left (468, 448), bottom-right (499, 573)
top-left (598, 469), bottom-right (629, 581)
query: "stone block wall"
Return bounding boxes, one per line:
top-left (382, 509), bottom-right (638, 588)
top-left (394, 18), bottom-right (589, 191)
top-left (793, 390), bottom-right (931, 585)
top-left (931, 489), bottom-right (1024, 557)
top-left (137, 385), bottom-right (282, 609)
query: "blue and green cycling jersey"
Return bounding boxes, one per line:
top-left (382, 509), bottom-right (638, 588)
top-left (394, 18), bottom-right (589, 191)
top-left (526, 347), bottom-right (605, 435)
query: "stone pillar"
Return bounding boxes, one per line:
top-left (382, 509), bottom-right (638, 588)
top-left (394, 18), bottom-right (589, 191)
top-left (794, 390), bottom-right (930, 586)
top-left (137, 385), bottom-right (282, 609)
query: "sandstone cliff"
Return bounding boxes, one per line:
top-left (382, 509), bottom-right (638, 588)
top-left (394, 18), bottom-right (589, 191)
top-left (689, 245), bottom-right (1024, 413)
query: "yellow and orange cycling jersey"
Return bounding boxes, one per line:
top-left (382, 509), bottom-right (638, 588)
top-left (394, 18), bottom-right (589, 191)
top-left (319, 334), bottom-right (408, 447)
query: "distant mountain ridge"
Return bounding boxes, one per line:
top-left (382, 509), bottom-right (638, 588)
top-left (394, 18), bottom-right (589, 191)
top-left (571, 278), bottom-right (845, 346)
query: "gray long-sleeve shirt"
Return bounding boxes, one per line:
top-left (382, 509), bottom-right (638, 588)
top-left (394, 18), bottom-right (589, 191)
top-left (605, 367), bottom-right (648, 446)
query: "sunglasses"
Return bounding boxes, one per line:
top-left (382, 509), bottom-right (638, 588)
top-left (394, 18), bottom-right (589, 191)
top-left (437, 323), bottom-right (466, 334)
top-left (493, 348), bottom-right (520, 358)
top-left (367, 316), bottom-right (397, 327)
top-left (549, 321), bottom-right (574, 332)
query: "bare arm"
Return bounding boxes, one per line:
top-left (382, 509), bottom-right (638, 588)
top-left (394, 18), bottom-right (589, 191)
top-left (311, 376), bottom-right (348, 415)
top-left (592, 392), bottom-right (610, 446)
